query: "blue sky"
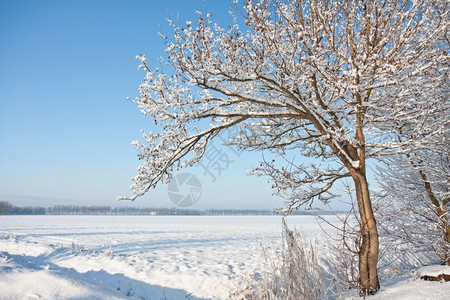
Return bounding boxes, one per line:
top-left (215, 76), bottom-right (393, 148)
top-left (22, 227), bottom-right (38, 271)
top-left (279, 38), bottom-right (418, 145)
top-left (0, 0), bottom-right (354, 210)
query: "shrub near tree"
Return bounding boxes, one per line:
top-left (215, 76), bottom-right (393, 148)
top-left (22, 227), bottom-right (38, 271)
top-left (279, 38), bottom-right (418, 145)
top-left (376, 129), bottom-right (450, 265)
top-left (375, 26), bottom-right (449, 266)
top-left (123, 0), bottom-right (448, 294)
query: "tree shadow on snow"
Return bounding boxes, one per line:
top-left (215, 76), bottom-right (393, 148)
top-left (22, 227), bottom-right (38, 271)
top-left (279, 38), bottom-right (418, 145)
top-left (1, 251), bottom-right (210, 300)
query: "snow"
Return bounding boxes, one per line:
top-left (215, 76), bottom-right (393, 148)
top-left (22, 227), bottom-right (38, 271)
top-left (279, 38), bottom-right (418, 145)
top-left (417, 265), bottom-right (450, 278)
top-left (0, 215), bottom-right (449, 299)
top-left (0, 252), bottom-right (126, 300)
top-left (0, 216), bottom-right (300, 299)
top-left (369, 277), bottom-right (450, 300)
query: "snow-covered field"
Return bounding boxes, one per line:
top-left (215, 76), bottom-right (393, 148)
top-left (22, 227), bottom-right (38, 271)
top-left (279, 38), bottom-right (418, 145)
top-left (0, 215), bottom-right (449, 299)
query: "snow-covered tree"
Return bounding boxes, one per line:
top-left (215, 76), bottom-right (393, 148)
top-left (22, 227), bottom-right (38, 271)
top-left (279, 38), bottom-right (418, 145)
top-left (374, 15), bottom-right (449, 264)
top-left (123, 0), bottom-right (448, 294)
top-left (375, 97), bottom-right (449, 265)
top-left (375, 151), bottom-right (450, 268)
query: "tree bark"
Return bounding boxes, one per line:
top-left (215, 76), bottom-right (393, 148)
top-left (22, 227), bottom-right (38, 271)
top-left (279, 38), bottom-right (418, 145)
top-left (439, 203), bottom-right (450, 265)
top-left (444, 220), bottom-right (450, 265)
top-left (352, 170), bottom-right (380, 295)
top-left (434, 201), bottom-right (450, 265)
top-left (418, 169), bottom-right (450, 265)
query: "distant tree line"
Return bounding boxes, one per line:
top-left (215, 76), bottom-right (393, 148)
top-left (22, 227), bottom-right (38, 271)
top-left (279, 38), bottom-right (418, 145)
top-left (0, 201), bottom-right (334, 216)
top-left (0, 201), bottom-right (46, 215)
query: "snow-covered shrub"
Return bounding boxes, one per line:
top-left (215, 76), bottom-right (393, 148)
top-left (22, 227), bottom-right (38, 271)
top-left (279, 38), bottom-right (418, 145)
top-left (103, 246), bottom-right (113, 257)
top-left (373, 148), bottom-right (450, 273)
top-left (321, 214), bottom-right (360, 293)
top-left (263, 219), bottom-right (325, 299)
top-left (374, 191), bottom-right (447, 275)
top-left (1, 232), bottom-right (17, 241)
top-left (70, 241), bottom-right (85, 254)
top-left (235, 219), bottom-right (329, 300)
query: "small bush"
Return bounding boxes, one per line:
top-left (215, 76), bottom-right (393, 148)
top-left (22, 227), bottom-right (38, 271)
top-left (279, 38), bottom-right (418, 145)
top-left (232, 219), bottom-right (328, 300)
top-left (70, 241), bottom-right (85, 253)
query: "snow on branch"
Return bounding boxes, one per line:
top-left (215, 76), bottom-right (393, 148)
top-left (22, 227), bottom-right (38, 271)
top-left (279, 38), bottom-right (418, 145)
top-left (122, 0), bottom-right (449, 210)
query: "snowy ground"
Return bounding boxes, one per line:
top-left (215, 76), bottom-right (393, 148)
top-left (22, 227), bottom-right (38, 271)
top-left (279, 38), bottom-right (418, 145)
top-left (0, 215), bottom-right (449, 299)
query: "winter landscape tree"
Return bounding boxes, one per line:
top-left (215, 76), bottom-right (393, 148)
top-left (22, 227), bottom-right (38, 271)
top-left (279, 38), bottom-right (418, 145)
top-left (375, 151), bottom-right (450, 268)
top-left (123, 0), bottom-right (448, 294)
top-left (374, 17), bottom-right (449, 266)
top-left (375, 100), bottom-right (449, 265)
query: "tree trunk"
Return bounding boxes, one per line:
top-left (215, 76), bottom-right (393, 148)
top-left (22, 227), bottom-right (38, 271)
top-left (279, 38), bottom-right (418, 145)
top-left (352, 171), bottom-right (380, 295)
top-left (437, 204), bottom-right (450, 265)
top-left (444, 221), bottom-right (450, 265)
top-left (419, 169), bottom-right (450, 265)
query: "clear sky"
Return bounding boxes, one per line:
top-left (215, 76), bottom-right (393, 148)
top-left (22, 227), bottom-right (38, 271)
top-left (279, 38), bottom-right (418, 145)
top-left (0, 0), bottom-right (355, 210)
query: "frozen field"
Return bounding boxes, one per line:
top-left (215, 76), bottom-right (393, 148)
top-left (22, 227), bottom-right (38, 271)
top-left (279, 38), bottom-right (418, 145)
top-left (1, 215), bottom-right (449, 299)
top-left (0, 215), bottom-right (325, 299)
